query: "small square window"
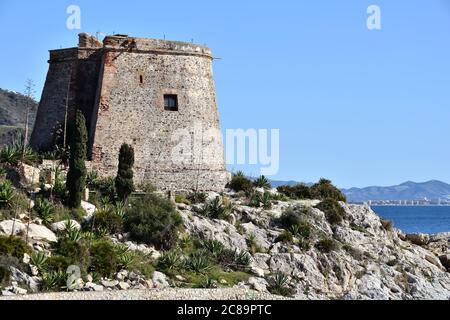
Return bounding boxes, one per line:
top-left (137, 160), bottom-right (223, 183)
top-left (164, 94), bottom-right (178, 111)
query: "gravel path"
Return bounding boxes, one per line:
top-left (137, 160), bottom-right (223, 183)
top-left (0, 288), bottom-right (286, 300)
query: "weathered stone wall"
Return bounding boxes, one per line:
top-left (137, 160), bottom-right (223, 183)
top-left (89, 36), bottom-right (229, 191)
top-left (31, 34), bottom-right (230, 192)
top-left (30, 46), bottom-right (102, 151)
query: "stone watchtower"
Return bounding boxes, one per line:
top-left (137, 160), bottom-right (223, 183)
top-left (31, 33), bottom-right (230, 192)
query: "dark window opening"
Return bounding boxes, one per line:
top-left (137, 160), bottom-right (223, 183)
top-left (139, 75), bottom-right (143, 84)
top-left (164, 94), bottom-right (178, 111)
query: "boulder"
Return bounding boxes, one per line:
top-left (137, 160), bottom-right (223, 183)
top-left (81, 201), bottom-right (96, 217)
top-left (101, 280), bottom-right (119, 288)
top-left (27, 224), bottom-right (57, 242)
top-left (152, 271), bottom-right (169, 288)
top-left (51, 220), bottom-right (81, 232)
top-left (118, 281), bottom-right (130, 290)
top-left (18, 163), bottom-right (40, 186)
top-left (0, 220), bottom-right (26, 236)
top-left (247, 277), bottom-right (268, 292)
top-left (9, 267), bottom-right (39, 293)
top-left (439, 254), bottom-right (450, 271)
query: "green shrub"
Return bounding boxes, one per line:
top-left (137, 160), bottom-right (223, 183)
top-left (91, 208), bottom-right (124, 234)
top-left (267, 272), bottom-right (295, 297)
top-left (44, 255), bottom-right (72, 273)
top-left (248, 191), bottom-right (272, 209)
top-left (66, 111), bottom-right (88, 208)
top-left (228, 174), bottom-right (253, 193)
top-left (0, 179), bottom-right (15, 208)
top-left (90, 177), bottom-right (116, 201)
top-left (277, 184), bottom-right (312, 200)
top-left (175, 194), bottom-right (191, 205)
top-left (89, 240), bottom-right (119, 277)
top-left (216, 248), bottom-right (251, 272)
top-left (125, 194), bottom-right (183, 250)
top-left (157, 250), bottom-right (183, 271)
top-left (54, 238), bottom-right (90, 269)
top-left (0, 140), bottom-right (38, 166)
top-left (310, 178), bottom-right (346, 202)
top-left (0, 236), bottom-right (30, 258)
top-left (279, 208), bottom-right (311, 238)
top-left (187, 251), bottom-right (212, 274)
top-left (34, 198), bottom-right (55, 225)
top-left (115, 143), bottom-right (135, 201)
top-left (297, 238), bottom-right (311, 251)
top-left (0, 264), bottom-right (10, 286)
top-left (315, 199), bottom-right (346, 225)
top-left (201, 239), bottom-right (224, 257)
top-left (30, 252), bottom-right (48, 272)
top-left (289, 221), bottom-right (311, 239)
top-left (187, 192), bottom-right (207, 204)
top-left (201, 197), bottom-right (231, 220)
top-left (253, 175), bottom-right (271, 189)
top-left (41, 270), bottom-right (66, 292)
top-left (315, 238), bottom-right (337, 253)
top-left (276, 230), bottom-right (294, 243)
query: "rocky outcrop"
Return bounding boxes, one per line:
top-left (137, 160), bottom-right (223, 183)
top-left (179, 199), bottom-right (450, 300)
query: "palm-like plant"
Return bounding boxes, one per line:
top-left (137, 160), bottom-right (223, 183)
top-left (113, 201), bottom-right (126, 218)
top-left (201, 239), bottom-right (224, 257)
top-left (30, 252), bottom-right (48, 272)
top-left (253, 175), bottom-right (271, 189)
top-left (34, 198), bottom-right (55, 225)
top-left (0, 179), bottom-right (15, 208)
top-left (267, 272), bottom-right (295, 297)
top-left (188, 251), bottom-right (211, 274)
top-left (157, 250), bottom-right (182, 271)
top-left (201, 197), bottom-right (231, 220)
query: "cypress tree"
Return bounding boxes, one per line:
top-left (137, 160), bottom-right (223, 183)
top-left (115, 143), bottom-right (135, 201)
top-left (66, 111), bottom-right (87, 208)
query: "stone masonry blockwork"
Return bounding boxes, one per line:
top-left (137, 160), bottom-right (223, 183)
top-left (30, 33), bottom-right (230, 192)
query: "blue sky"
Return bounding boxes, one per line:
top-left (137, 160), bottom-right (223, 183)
top-left (1, 0), bottom-right (450, 188)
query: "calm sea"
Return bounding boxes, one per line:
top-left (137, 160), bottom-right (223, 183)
top-left (371, 206), bottom-right (450, 234)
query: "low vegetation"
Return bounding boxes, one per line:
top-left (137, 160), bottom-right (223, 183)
top-left (124, 193), bottom-right (184, 250)
top-left (315, 199), bottom-right (346, 225)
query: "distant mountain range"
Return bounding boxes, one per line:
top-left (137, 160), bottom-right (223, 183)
top-left (268, 179), bottom-right (450, 203)
top-left (342, 180), bottom-right (450, 203)
top-left (0, 88), bottom-right (38, 146)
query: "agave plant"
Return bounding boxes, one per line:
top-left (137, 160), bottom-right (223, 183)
top-left (62, 222), bottom-right (83, 242)
top-left (30, 252), bottom-right (48, 272)
top-left (100, 196), bottom-right (112, 211)
top-left (0, 179), bottom-right (15, 208)
top-left (34, 198), bottom-right (55, 225)
top-left (233, 171), bottom-right (245, 178)
top-left (41, 270), bottom-right (66, 292)
top-left (267, 272), bottom-right (295, 297)
top-left (188, 251), bottom-right (211, 274)
top-left (114, 244), bottom-right (130, 257)
top-left (118, 252), bottom-right (136, 269)
top-left (201, 197), bottom-right (231, 220)
top-left (253, 175), bottom-right (271, 189)
top-left (113, 201), bottom-right (126, 218)
top-left (157, 250), bottom-right (182, 271)
top-left (234, 250), bottom-right (251, 270)
top-left (0, 144), bottom-right (21, 166)
top-left (95, 226), bottom-right (109, 239)
top-left (201, 239), bottom-right (224, 257)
